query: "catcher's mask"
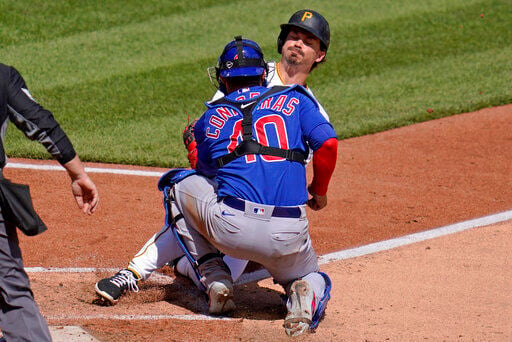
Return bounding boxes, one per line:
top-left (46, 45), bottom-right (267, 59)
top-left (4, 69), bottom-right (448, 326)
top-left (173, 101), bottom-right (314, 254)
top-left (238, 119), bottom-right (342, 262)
top-left (277, 9), bottom-right (330, 56)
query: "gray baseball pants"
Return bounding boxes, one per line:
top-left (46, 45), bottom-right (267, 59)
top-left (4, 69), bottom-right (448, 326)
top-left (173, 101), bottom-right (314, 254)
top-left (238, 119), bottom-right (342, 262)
top-left (169, 174), bottom-right (320, 287)
top-left (0, 210), bottom-right (52, 342)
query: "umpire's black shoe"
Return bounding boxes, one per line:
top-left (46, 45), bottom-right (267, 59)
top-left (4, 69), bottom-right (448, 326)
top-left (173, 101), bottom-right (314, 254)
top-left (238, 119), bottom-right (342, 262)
top-left (95, 269), bottom-right (140, 305)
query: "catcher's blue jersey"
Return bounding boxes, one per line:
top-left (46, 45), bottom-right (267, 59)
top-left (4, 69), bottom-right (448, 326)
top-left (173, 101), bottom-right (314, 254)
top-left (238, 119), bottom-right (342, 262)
top-left (194, 85), bottom-right (336, 206)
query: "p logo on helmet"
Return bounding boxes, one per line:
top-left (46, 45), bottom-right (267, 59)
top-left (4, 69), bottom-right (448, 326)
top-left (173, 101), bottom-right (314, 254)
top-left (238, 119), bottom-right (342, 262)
top-left (277, 9), bottom-right (330, 55)
top-left (301, 11), bottom-right (313, 22)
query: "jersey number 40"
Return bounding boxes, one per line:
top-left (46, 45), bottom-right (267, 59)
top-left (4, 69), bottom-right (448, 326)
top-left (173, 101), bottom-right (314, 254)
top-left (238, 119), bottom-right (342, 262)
top-left (228, 115), bottom-right (290, 163)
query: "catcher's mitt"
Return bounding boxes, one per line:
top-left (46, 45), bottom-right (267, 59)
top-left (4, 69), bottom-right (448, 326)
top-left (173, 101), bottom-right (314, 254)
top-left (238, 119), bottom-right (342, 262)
top-left (182, 120), bottom-right (198, 169)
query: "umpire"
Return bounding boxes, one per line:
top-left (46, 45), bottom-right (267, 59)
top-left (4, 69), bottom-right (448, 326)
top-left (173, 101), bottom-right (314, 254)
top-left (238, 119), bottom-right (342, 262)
top-left (0, 63), bottom-right (99, 341)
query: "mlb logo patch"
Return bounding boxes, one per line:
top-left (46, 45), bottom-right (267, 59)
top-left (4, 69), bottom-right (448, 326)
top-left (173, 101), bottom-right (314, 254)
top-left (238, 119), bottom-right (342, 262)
top-left (253, 207), bottom-right (265, 215)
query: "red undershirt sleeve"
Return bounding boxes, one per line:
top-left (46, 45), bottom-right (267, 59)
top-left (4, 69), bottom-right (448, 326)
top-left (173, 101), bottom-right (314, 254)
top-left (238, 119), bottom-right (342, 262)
top-left (310, 137), bottom-right (338, 196)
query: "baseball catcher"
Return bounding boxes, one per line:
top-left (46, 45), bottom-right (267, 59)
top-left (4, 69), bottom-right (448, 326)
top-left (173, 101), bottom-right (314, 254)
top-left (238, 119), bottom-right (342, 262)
top-left (161, 36), bottom-right (336, 336)
top-left (95, 11), bottom-right (334, 336)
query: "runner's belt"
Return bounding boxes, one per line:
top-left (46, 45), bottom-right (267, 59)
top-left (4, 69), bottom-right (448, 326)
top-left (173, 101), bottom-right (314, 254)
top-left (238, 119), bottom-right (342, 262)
top-left (223, 197), bottom-right (302, 218)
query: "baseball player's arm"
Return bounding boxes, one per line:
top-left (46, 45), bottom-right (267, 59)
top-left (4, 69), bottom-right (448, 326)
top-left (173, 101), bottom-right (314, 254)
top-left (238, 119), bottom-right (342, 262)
top-left (193, 114), bottom-right (218, 178)
top-left (308, 137), bottom-right (337, 211)
top-left (182, 90), bottom-right (227, 169)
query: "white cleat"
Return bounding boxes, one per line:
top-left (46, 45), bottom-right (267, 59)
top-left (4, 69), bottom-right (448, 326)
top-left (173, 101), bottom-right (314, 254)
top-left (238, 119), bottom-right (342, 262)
top-left (283, 280), bottom-right (313, 337)
top-left (207, 279), bottom-right (236, 315)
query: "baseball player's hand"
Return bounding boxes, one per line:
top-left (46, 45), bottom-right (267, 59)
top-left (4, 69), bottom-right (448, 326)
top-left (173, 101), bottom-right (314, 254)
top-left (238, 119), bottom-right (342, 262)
top-left (71, 174), bottom-right (99, 215)
top-left (307, 184), bottom-right (327, 211)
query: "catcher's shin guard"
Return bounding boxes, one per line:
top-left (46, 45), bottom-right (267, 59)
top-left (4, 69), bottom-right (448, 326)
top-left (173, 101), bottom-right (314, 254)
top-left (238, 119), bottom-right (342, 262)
top-left (158, 170), bottom-right (205, 291)
top-left (310, 272), bottom-right (332, 330)
top-left (159, 170), bottom-right (228, 293)
top-left (162, 189), bottom-right (206, 291)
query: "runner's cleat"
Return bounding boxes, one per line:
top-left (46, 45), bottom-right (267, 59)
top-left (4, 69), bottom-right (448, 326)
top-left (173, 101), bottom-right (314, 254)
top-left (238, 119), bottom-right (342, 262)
top-left (95, 269), bottom-right (140, 305)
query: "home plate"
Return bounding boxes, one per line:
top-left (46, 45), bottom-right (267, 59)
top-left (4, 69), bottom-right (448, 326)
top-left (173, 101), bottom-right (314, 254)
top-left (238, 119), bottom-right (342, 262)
top-left (50, 326), bottom-right (98, 341)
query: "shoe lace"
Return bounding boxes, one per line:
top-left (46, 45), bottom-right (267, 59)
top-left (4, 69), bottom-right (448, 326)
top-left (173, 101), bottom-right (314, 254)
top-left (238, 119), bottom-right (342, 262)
top-left (112, 269), bottom-right (140, 293)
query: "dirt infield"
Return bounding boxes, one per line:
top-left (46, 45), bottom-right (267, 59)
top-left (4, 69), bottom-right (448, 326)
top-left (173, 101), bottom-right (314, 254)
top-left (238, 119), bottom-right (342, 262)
top-left (4, 104), bottom-right (512, 341)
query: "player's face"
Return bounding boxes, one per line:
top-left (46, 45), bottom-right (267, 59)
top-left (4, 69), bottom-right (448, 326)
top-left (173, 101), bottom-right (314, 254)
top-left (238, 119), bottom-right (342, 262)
top-left (282, 28), bottom-right (326, 68)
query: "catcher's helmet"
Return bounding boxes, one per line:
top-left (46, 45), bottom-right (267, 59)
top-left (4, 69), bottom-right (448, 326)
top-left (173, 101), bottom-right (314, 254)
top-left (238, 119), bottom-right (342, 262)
top-left (277, 9), bottom-right (330, 54)
top-left (216, 36), bottom-right (267, 79)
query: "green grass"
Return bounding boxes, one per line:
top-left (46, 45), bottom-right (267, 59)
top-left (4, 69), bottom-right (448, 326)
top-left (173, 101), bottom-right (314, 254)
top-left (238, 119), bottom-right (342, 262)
top-left (1, 0), bottom-right (511, 167)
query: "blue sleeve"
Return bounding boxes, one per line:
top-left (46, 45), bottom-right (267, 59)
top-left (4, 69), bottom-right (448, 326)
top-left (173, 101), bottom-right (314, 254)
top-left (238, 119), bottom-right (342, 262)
top-left (194, 114), bottom-right (206, 145)
top-left (298, 94), bottom-right (337, 151)
top-left (194, 112), bottom-right (217, 178)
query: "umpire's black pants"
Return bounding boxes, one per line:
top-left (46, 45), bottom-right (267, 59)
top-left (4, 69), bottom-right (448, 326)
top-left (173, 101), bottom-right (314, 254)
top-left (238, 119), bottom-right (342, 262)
top-left (0, 209), bottom-right (52, 341)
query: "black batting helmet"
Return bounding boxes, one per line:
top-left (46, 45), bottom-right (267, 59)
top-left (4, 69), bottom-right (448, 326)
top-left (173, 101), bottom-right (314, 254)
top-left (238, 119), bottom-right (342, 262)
top-left (277, 9), bottom-right (330, 54)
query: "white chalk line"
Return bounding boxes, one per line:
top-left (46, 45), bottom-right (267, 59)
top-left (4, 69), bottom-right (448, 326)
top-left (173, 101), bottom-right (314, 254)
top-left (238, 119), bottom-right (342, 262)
top-left (46, 314), bottom-right (232, 322)
top-left (28, 209), bottom-right (512, 323)
top-left (317, 209), bottom-right (512, 264)
top-left (5, 162), bottom-right (164, 177)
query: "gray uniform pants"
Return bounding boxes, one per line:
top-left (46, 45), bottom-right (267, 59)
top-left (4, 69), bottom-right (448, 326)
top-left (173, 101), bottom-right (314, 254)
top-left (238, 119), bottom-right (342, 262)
top-left (0, 210), bottom-right (52, 342)
top-left (170, 174), bottom-right (320, 287)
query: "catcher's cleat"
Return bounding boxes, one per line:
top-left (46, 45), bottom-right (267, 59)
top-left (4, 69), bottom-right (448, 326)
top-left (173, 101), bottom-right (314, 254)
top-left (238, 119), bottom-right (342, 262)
top-left (95, 269), bottom-right (140, 305)
top-left (207, 279), bottom-right (236, 315)
top-left (282, 272), bottom-right (332, 336)
top-left (283, 279), bottom-right (314, 337)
